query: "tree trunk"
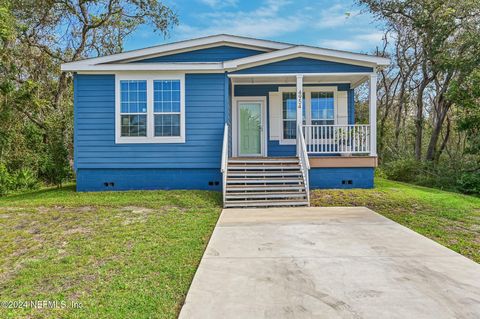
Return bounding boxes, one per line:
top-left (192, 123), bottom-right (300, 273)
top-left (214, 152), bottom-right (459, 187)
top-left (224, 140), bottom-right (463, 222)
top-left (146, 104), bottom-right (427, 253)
top-left (414, 62), bottom-right (435, 161)
top-left (425, 100), bottom-right (451, 161)
top-left (435, 116), bottom-right (451, 164)
top-left (414, 83), bottom-right (426, 161)
top-left (425, 72), bottom-right (454, 162)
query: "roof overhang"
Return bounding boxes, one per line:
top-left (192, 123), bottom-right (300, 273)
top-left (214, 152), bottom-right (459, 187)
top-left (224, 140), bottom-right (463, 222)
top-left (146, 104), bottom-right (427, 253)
top-left (61, 34), bottom-right (292, 72)
top-left (229, 72), bottom-right (372, 88)
top-left (224, 46), bottom-right (390, 71)
top-left (61, 35), bottom-right (390, 73)
top-left (65, 62), bottom-right (224, 73)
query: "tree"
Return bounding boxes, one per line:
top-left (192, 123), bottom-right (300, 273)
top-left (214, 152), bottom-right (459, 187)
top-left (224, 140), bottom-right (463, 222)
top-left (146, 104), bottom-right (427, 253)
top-left (358, 0), bottom-right (480, 163)
top-left (0, 0), bottom-right (178, 188)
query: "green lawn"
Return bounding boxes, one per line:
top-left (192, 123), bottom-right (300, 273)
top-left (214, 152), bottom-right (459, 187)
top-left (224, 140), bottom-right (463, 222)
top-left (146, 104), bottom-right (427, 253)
top-left (311, 178), bottom-right (480, 263)
top-left (1, 179), bottom-right (479, 318)
top-left (0, 186), bottom-right (222, 319)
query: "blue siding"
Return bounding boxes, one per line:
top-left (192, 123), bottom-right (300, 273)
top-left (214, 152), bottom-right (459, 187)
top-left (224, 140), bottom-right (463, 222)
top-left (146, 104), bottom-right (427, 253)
top-left (74, 73), bottom-right (228, 191)
top-left (234, 84), bottom-right (353, 157)
top-left (76, 168), bottom-right (221, 191)
top-left (131, 46), bottom-right (266, 63)
top-left (309, 168), bottom-right (374, 189)
top-left (232, 57), bottom-right (373, 74)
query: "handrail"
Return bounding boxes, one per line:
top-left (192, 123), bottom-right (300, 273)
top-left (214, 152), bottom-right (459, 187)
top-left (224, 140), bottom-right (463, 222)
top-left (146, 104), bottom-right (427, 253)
top-left (297, 124), bottom-right (310, 206)
top-left (302, 124), bottom-right (370, 154)
top-left (221, 123), bottom-right (229, 207)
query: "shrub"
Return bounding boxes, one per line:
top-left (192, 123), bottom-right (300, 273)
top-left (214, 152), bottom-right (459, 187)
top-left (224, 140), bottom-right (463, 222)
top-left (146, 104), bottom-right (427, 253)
top-left (381, 158), bottom-right (420, 183)
top-left (0, 163), bottom-right (13, 195)
top-left (39, 133), bottom-right (71, 186)
top-left (13, 168), bottom-right (39, 190)
top-left (457, 172), bottom-right (480, 195)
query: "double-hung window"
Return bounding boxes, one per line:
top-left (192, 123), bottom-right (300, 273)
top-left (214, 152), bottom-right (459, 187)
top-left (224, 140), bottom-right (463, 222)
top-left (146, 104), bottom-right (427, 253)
top-left (154, 80), bottom-right (181, 137)
top-left (282, 92), bottom-right (305, 140)
top-left (120, 80), bottom-right (147, 137)
top-left (310, 92), bottom-right (334, 125)
top-left (116, 74), bottom-right (185, 143)
top-left (280, 87), bottom-right (336, 143)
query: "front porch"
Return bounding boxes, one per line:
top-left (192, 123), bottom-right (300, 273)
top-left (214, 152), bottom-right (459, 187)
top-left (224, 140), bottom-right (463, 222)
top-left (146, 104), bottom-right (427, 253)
top-left (228, 72), bottom-right (377, 161)
top-left (221, 72), bottom-right (378, 207)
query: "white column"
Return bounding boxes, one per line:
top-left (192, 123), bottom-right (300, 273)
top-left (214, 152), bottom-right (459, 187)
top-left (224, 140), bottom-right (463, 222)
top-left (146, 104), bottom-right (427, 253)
top-left (369, 73), bottom-right (377, 156)
top-left (296, 75), bottom-right (303, 156)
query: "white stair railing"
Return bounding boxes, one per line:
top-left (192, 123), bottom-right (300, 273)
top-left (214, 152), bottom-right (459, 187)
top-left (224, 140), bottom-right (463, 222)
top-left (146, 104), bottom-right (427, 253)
top-left (221, 123), bottom-right (229, 207)
top-left (297, 124), bottom-right (310, 206)
top-left (302, 124), bottom-right (370, 154)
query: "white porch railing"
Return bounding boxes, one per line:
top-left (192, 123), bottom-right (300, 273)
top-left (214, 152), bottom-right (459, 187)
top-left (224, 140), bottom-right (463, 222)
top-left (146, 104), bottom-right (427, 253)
top-left (297, 124), bottom-right (310, 206)
top-left (302, 124), bottom-right (371, 154)
top-left (221, 123), bottom-right (229, 206)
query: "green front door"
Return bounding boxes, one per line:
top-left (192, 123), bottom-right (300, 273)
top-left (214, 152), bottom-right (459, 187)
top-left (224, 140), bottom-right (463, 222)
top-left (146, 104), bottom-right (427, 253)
top-left (238, 102), bottom-right (263, 156)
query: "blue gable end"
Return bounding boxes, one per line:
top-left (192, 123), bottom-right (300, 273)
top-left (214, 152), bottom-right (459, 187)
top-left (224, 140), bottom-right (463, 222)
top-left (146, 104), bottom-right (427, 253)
top-left (232, 57), bottom-right (373, 74)
top-left (131, 45), bottom-right (266, 63)
top-left (74, 73), bottom-right (227, 191)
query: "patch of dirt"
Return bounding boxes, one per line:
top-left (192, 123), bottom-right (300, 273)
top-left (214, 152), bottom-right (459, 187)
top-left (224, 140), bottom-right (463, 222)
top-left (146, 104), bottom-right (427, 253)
top-left (63, 227), bottom-right (91, 235)
top-left (120, 206), bottom-right (159, 225)
top-left (122, 215), bottom-right (148, 225)
top-left (122, 206), bottom-right (154, 214)
top-left (37, 205), bottom-right (96, 214)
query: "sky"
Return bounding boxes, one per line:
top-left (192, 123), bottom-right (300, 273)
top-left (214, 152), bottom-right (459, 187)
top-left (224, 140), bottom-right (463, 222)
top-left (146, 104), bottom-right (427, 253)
top-left (124, 0), bottom-right (385, 54)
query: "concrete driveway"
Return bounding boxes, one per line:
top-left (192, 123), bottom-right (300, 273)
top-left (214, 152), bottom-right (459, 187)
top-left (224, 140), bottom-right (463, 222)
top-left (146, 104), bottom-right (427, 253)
top-left (179, 207), bottom-right (480, 319)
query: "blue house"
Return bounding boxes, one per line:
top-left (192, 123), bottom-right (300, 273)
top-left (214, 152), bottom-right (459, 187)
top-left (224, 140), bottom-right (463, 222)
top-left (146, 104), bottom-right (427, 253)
top-left (62, 34), bottom-right (389, 207)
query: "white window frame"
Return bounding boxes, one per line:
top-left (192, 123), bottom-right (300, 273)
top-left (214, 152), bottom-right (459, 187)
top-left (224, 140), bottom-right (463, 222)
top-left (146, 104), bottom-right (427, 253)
top-left (278, 86), bottom-right (338, 145)
top-left (115, 72), bottom-right (185, 144)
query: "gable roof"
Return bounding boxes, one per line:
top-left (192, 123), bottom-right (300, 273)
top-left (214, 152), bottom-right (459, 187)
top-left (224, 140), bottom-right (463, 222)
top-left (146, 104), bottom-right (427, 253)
top-left (61, 34), bottom-right (292, 71)
top-left (224, 45), bottom-right (390, 71)
top-left (61, 34), bottom-right (389, 72)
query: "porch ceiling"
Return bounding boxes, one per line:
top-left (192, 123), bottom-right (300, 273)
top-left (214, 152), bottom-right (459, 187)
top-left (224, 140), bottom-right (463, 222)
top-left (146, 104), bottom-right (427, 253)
top-left (228, 73), bottom-right (369, 88)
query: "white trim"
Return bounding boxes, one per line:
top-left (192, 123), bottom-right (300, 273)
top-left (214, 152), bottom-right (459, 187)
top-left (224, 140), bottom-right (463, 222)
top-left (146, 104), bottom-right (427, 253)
top-left (369, 74), bottom-right (377, 156)
top-left (61, 34), bottom-right (291, 71)
top-left (63, 62), bottom-right (224, 72)
top-left (296, 75), bottom-right (303, 156)
top-left (228, 72), bottom-right (374, 78)
top-left (277, 86), bottom-right (339, 145)
top-left (115, 72), bottom-right (185, 144)
top-left (123, 42), bottom-right (273, 63)
top-left (232, 80), bottom-right (352, 85)
top-left (351, 75), bottom-right (370, 88)
top-left (232, 96), bottom-right (267, 157)
top-left (62, 36), bottom-right (390, 72)
top-left (224, 46), bottom-right (390, 70)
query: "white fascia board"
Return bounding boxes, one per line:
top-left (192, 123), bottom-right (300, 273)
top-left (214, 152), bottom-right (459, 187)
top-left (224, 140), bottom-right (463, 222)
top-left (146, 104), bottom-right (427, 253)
top-left (61, 34), bottom-right (292, 71)
top-left (61, 62), bottom-right (224, 72)
top-left (227, 72), bottom-right (374, 78)
top-left (224, 45), bottom-right (390, 69)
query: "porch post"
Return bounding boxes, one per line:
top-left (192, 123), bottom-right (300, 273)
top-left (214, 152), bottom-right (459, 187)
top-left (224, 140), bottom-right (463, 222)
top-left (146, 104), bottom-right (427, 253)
top-left (369, 73), bottom-right (377, 157)
top-left (296, 74), bottom-right (303, 156)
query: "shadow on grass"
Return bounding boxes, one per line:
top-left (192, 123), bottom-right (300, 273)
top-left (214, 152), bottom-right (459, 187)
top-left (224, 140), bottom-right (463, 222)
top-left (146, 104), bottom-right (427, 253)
top-left (0, 184), bottom-right (76, 201)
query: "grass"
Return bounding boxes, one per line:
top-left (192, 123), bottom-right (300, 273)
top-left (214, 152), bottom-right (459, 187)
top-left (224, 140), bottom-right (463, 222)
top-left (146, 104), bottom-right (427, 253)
top-left (0, 185), bottom-right (222, 319)
top-left (311, 178), bottom-right (480, 263)
top-left (1, 179), bottom-right (479, 318)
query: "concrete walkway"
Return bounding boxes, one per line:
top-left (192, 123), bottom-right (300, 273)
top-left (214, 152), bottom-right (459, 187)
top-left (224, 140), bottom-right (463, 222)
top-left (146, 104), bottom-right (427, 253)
top-left (179, 207), bottom-right (480, 319)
